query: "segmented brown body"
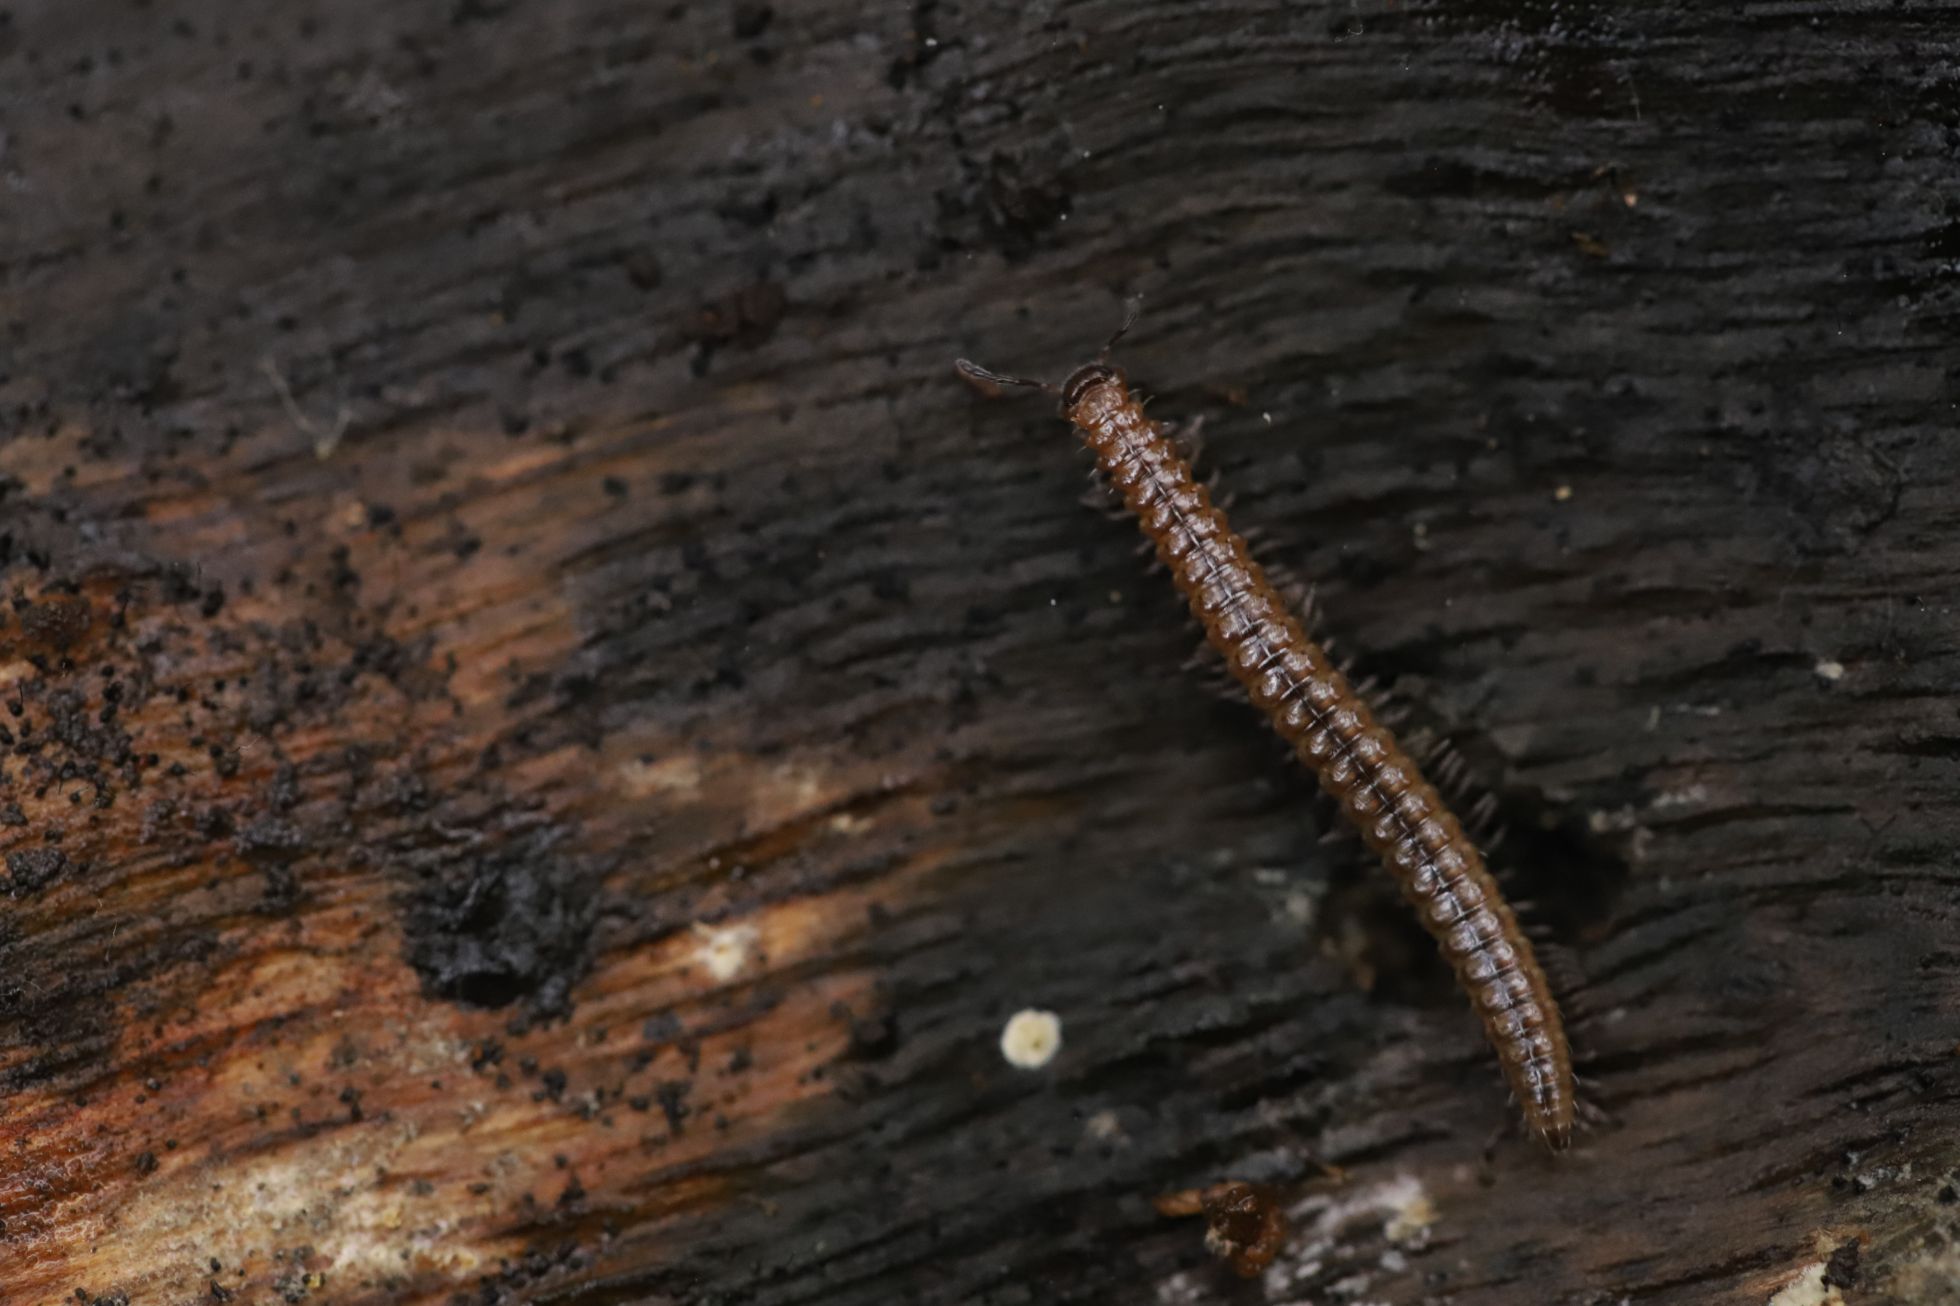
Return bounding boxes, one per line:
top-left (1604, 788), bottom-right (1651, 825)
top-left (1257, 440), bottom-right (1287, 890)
top-left (1056, 362), bottom-right (1574, 1148)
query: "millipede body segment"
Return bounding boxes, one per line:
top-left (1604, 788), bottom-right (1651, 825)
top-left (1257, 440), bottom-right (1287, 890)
top-left (961, 354), bottom-right (1575, 1148)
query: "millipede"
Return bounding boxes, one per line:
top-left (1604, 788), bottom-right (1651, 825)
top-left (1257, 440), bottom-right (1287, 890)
top-left (956, 328), bottom-right (1576, 1150)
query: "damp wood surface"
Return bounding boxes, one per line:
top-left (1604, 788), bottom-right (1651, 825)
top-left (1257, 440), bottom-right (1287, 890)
top-left (0, 2), bottom-right (1957, 1304)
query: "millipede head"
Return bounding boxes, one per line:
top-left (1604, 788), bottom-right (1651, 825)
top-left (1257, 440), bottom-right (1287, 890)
top-left (959, 299), bottom-right (1141, 418)
top-left (1059, 361), bottom-right (1123, 415)
top-left (956, 356), bottom-right (1128, 423)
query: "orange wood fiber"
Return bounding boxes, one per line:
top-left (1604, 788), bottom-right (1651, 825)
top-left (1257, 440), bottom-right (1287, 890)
top-left (964, 355), bottom-right (1576, 1148)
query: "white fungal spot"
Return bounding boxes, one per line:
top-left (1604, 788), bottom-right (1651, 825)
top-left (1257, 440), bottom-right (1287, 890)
top-left (1256, 1173), bottom-right (1436, 1298)
top-left (618, 753), bottom-right (702, 797)
top-left (1380, 1177), bottom-right (1437, 1243)
top-left (1153, 1270), bottom-right (1206, 1305)
top-left (1814, 658), bottom-right (1846, 682)
top-left (1650, 784), bottom-right (1710, 811)
top-left (1589, 805), bottom-right (1639, 834)
top-left (1768, 1262), bottom-right (1842, 1306)
top-left (999, 1009), bottom-right (1062, 1069)
top-left (1083, 1109), bottom-right (1127, 1144)
top-left (1282, 890), bottom-right (1320, 929)
top-left (693, 923), bottom-right (759, 982)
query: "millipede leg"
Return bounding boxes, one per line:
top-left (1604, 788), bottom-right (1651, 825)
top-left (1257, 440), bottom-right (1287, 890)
top-left (1169, 415), bottom-right (1207, 467)
top-left (1079, 472), bottom-right (1127, 520)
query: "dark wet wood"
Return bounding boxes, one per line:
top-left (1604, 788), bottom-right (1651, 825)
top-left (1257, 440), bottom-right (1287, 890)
top-left (2, 2), bottom-right (1957, 1303)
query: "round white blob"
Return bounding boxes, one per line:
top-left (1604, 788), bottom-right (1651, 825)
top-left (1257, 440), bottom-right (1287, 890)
top-left (999, 1008), bottom-right (1062, 1070)
top-left (694, 923), bottom-right (759, 983)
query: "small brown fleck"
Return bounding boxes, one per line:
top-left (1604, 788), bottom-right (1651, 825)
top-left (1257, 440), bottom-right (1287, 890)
top-left (1570, 230), bottom-right (1610, 258)
top-left (690, 281), bottom-right (787, 352)
top-left (17, 596), bottom-right (92, 650)
top-left (1155, 1180), bottom-right (1287, 1279)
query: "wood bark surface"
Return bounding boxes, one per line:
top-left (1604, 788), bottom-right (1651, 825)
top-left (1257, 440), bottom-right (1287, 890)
top-left (1, 2), bottom-right (1958, 1303)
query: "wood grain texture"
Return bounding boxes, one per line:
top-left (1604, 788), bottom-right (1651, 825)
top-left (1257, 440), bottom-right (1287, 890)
top-left (1, 1), bottom-right (1957, 1303)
